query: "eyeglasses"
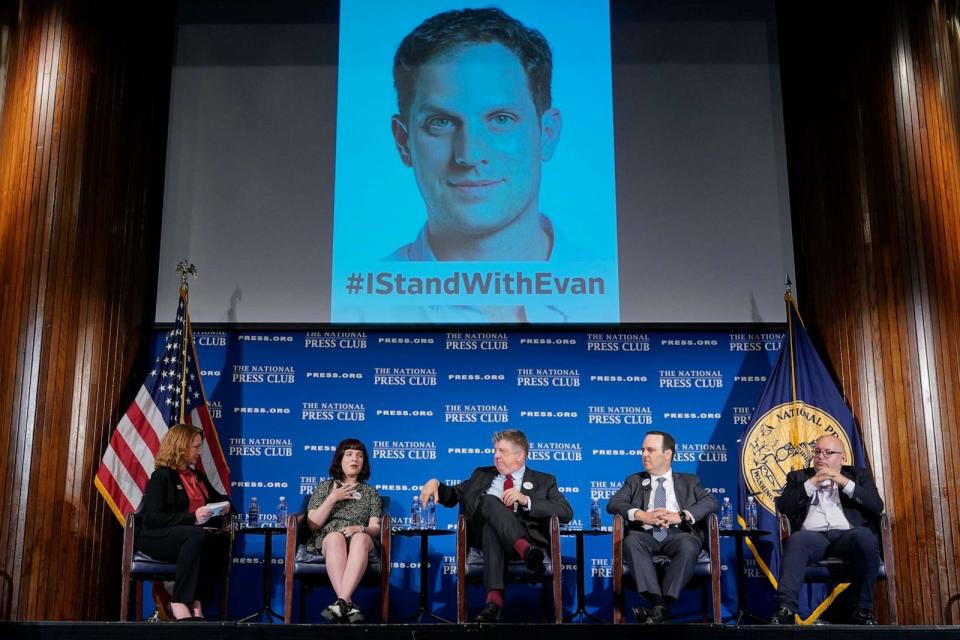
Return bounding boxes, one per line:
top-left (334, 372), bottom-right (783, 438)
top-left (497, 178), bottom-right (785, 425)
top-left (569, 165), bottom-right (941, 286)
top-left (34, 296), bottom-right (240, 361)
top-left (812, 448), bottom-right (842, 458)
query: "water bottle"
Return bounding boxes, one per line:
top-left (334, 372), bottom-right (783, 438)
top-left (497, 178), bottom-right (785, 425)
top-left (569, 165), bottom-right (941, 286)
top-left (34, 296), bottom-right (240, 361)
top-left (720, 497), bottom-right (733, 529)
top-left (425, 495), bottom-right (436, 528)
top-left (410, 495), bottom-right (422, 528)
top-left (590, 498), bottom-right (602, 529)
top-left (746, 496), bottom-right (758, 530)
top-left (276, 496), bottom-right (288, 527)
top-left (247, 496), bottom-right (259, 527)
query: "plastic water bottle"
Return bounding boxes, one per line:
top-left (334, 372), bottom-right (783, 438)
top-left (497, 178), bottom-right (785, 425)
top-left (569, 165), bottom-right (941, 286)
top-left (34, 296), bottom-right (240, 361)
top-left (410, 495), bottom-right (422, 528)
top-left (276, 496), bottom-right (288, 527)
top-left (247, 496), bottom-right (259, 527)
top-left (425, 495), bottom-right (436, 528)
top-left (590, 498), bottom-right (602, 529)
top-left (746, 496), bottom-right (758, 530)
top-left (720, 497), bottom-right (733, 529)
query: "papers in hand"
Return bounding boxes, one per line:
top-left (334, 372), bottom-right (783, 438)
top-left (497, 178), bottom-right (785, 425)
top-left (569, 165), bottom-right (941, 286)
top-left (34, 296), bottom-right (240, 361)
top-left (206, 501), bottom-right (230, 516)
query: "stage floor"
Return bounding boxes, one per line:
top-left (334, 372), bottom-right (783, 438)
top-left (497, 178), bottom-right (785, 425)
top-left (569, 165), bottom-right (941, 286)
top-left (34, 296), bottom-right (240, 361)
top-left (4, 622), bottom-right (960, 640)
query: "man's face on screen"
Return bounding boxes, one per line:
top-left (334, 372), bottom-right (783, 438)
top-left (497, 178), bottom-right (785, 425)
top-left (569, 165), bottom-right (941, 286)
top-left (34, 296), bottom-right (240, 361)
top-left (392, 42), bottom-right (561, 240)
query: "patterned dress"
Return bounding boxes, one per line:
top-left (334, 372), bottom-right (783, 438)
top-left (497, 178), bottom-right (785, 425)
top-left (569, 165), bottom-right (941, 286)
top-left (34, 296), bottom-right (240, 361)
top-left (305, 479), bottom-right (382, 552)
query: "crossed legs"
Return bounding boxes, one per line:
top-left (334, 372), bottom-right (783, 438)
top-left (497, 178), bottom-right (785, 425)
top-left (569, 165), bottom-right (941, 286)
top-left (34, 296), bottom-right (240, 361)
top-left (137, 526), bottom-right (229, 619)
top-left (477, 494), bottom-right (534, 591)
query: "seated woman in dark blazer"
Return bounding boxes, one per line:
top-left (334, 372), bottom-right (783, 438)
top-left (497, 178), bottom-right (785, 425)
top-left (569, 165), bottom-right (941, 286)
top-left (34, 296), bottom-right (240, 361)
top-left (305, 438), bottom-right (382, 623)
top-left (136, 424), bottom-right (232, 621)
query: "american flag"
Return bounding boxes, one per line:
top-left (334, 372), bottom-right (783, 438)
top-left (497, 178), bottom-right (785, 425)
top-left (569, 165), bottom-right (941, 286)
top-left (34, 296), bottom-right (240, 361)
top-left (95, 289), bottom-right (230, 523)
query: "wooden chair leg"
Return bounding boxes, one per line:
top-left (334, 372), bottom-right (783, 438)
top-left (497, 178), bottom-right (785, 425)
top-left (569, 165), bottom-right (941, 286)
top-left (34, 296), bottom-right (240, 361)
top-left (612, 514), bottom-right (624, 624)
top-left (708, 512), bottom-right (722, 624)
top-left (283, 568), bottom-right (294, 623)
top-left (120, 577), bottom-right (130, 622)
top-left (711, 578), bottom-right (722, 624)
top-left (553, 574), bottom-right (562, 624)
top-left (550, 516), bottom-right (562, 624)
top-left (135, 581), bottom-right (143, 622)
top-left (456, 515), bottom-right (467, 624)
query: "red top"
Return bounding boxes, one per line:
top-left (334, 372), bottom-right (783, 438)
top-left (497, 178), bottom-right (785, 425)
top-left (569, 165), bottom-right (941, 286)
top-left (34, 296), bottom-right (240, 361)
top-left (178, 468), bottom-right (209, 514)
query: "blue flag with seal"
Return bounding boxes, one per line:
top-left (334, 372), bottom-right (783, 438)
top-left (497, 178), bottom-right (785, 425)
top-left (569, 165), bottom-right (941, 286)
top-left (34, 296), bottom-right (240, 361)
top-left (738, 290), bottom-right (866, 624)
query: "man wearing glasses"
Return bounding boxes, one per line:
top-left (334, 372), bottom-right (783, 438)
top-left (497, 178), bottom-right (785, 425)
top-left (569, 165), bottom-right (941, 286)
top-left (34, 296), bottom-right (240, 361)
top-left (771, 435), bottom-right (884, 625)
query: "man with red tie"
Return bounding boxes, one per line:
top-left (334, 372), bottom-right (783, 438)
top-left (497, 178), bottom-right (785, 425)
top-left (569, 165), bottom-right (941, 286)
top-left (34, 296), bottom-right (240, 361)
top-left (420, 429), bottom-right (573, 622)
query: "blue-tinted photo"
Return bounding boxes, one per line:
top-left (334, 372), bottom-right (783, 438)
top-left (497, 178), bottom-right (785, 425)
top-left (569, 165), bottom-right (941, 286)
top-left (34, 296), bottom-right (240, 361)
top-left (332, 0), bottom-right (619, 323)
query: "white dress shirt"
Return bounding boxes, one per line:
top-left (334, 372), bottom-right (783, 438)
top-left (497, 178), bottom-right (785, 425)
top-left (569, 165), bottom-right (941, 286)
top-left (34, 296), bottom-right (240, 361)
top-left (628, 469), bottom-right (694, 527)
top-left (487, 465), bottom-right (531, 511)
top-left (801, 477), bottom-right (856, 531)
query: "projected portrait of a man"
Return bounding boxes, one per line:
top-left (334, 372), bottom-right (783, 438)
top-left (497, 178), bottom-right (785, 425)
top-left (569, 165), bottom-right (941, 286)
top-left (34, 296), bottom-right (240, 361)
top-left (387, 7), bottom-right (563, 263)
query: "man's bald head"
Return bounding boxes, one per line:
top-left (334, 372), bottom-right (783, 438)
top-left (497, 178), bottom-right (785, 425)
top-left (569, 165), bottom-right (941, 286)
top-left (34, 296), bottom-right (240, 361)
top-left (813, 435), bottom-right (846, 471)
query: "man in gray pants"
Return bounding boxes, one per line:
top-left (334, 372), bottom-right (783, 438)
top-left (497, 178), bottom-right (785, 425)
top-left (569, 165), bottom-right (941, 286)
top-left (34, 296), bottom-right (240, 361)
top-left (607, 431), bottom-right (718, 623)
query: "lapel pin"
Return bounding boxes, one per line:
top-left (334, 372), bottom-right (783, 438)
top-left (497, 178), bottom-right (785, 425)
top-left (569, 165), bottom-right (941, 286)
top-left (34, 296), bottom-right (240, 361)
top-left (641, 478), bottom-right (651, 487)
top-left (522, 481), bottom-right (533, 490)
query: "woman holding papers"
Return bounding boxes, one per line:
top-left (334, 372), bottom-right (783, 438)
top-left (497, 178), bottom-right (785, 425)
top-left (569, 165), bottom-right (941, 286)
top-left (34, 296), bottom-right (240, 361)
top-left (136, 424), bottom-right (232, 621)
top-left (304, 438), bottom-right (382, 623)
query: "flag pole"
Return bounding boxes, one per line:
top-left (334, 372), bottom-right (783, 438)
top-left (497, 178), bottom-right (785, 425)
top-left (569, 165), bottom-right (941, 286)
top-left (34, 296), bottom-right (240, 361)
top-left (175, 261), bottom-right (197, 424)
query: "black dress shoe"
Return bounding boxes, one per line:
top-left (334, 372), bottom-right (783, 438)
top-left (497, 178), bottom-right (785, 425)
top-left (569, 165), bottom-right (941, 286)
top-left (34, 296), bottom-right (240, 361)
top-left (631, 606), bottom-right (650, 623)
top-left (474, 601), bottom-right (502, 623)
top-left (523, 546), bottom-right (546, 575)
top-left (643, 604), bottom-right (669, 624)
top-left (849, 608), bottom-right (877, 625)
top-left (770, 606), bottom-right (796, 625)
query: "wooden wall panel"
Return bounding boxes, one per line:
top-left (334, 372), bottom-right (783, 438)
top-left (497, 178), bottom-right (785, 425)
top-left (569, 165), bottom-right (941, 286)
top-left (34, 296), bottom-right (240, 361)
top-left (0, 0), bottom-right (174, 620)
top-left (779, 0), bottom-right (960, 624)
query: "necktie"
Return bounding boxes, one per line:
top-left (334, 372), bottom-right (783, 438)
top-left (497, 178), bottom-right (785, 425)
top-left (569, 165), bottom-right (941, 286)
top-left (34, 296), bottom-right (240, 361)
top-left (653, 477), bottom-right (667, 542)
top-left (503, 474), bottom-right (514, 510)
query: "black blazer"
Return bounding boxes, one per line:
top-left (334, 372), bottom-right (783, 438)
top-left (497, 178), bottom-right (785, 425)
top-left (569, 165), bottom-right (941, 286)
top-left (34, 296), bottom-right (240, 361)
top-left (776, 465), bottom-right (883, 535)
top-left (606, 470), bottom-right (719, 543)
top-left (437, 465), bottom-right (573, 548)
top-left (137, 466), bottom-right (230, 539)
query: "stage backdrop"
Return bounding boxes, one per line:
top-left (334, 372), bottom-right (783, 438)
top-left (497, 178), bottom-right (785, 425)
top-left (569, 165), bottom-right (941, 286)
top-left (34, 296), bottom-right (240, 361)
top-left (148, 327), bottom-right (783, 622)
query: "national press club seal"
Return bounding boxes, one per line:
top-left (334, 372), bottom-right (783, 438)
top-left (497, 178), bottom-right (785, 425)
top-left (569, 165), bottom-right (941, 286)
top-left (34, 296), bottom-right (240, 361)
top-left (741, 401), bottom-right (852, 515)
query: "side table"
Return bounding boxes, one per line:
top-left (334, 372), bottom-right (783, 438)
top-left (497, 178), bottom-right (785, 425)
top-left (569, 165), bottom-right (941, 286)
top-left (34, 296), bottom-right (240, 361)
top-left (560, 528), bottom-right (610, 623)
top-left (719, 528), bottom-right (770, 626)
top-left (392, 528), bottom-right (455, 623)
top-left (236, 525), bottom-right (286, 623)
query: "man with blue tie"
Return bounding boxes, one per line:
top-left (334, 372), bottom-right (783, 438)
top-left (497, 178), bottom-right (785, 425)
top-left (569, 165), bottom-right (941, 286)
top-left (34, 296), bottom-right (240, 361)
top-left (420, 429), bottom-right (573, 622)
top-left (607, 431), bottom-right (718, 623)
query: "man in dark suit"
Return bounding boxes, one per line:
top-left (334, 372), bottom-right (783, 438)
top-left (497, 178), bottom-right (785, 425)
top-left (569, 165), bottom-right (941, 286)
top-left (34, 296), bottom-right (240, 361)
top-left (420, 429), bottom-right (573, 622)
top-left (606, 430), bottom-right (718, 624)
top-left (772, 434), bottom-right (884, 625)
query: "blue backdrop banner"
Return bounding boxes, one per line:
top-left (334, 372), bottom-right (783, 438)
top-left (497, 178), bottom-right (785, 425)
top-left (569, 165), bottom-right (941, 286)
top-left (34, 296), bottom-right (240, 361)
top-left (145, 327), bottom-right (784, 622)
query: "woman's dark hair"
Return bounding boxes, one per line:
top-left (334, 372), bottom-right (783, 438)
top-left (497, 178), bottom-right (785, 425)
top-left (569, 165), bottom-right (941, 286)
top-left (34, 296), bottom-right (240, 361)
top-left (329, 438), bottom-right (372, 482)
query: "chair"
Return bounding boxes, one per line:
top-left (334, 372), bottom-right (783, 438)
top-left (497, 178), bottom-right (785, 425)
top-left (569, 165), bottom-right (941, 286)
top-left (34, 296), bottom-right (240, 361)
top-left (283, 495), bottom-right (391, 623)
top-left (611, 513), bottom-right (721, 623)
top-left (455, 513), bottom-right (562, 623)
top-left (120, 511), bottom-right (234, 621)
top-left (776, 511), bottom-right (898, 623)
